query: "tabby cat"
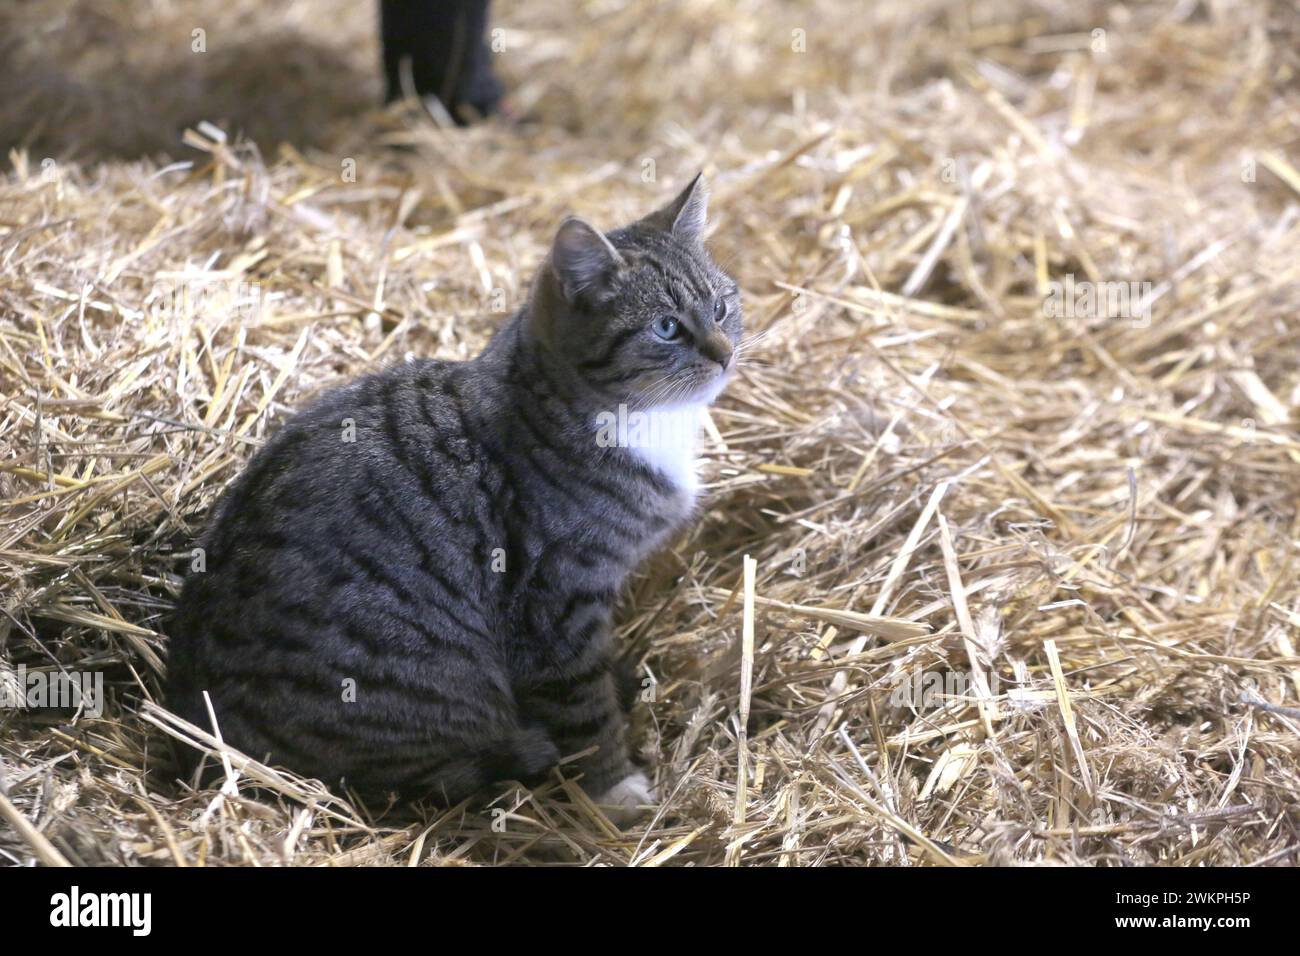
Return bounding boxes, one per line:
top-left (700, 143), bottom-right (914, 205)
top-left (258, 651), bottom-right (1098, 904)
top-left (165, 175), bottom-right (741, 815)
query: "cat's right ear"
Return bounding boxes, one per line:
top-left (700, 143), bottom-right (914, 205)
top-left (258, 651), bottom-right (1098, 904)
top-left (640, 172), bottom-right (709, 243)
top-left (550, 217), bottom-right (625, 304)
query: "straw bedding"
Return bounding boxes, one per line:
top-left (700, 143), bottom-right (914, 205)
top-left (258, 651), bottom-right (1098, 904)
top-left (2, 0), bottom-right (1299, 866)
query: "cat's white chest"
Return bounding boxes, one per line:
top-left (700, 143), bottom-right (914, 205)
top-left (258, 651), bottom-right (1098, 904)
top-left (630, 417), bottom-right (699, 495)
top-left (598, 403), bottom-right (704, 501)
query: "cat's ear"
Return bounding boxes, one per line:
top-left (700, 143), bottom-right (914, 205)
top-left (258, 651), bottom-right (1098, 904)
top-left (550, 216), bottom-right (625, 303)
top-left (642, 172), bottom-right (709, 243)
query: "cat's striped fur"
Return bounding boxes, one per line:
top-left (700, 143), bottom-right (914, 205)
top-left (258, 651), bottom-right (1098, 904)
top-left (165, 175), bottom-right (741, 811)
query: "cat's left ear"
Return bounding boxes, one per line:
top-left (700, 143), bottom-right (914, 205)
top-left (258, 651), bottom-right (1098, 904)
top-left (550, 216), bottom-right (625, 304)
top-left (642, 172), bottom-right (709, 243)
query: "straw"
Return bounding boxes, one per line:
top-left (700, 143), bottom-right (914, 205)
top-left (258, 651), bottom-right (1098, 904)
top-left (2, 0), bottom-right (1299, 866)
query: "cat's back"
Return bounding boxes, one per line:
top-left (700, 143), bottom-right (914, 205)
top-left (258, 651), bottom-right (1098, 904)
top-left (165, 358), bottom-right (506, 719)
top-left (196, 357), bottom-right (483, 557)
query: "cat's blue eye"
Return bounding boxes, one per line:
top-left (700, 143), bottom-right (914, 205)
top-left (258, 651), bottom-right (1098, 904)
top-left (714, 299), bottom-right (728, 323)
top-left (652, 316), bottom-right (681, 341)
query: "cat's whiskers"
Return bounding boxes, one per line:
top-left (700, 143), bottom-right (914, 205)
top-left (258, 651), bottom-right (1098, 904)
top-left (659, 373), bottom-right (703, 409)
top-left (634, 370), bottom-right (681, 406)
top-left (730, 330), bottom-right (774, 371)
top-left (733, 329), bottom-right (772, 356)
top-left (634, 369), bottom-right (694, 410)
top-left (732, 349), bottom-right (772, 367)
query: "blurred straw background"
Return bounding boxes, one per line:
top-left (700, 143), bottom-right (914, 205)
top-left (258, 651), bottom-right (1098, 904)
top-left (2, 0), bottom-right (1299, 865)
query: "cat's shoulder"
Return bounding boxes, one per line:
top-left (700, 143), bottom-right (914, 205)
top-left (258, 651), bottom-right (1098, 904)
top-left (289, 358), bottom-right (456, 420)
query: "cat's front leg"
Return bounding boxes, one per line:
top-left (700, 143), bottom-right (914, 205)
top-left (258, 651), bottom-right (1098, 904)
top-left (518, 654), bottom-right (657, 822)
top-left (594, 769), bottom-right (656, 822)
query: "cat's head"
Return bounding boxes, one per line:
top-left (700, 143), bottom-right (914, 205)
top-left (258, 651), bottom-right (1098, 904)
top-left (531, 174), bottom-right (742, 409)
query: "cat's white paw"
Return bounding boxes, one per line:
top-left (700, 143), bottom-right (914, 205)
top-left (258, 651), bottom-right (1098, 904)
top-left (596, 771), bottom-right (657, 821)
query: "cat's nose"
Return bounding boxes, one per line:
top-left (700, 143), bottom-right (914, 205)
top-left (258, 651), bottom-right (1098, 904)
top-left (701, 334), bottom-right (733, 370)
